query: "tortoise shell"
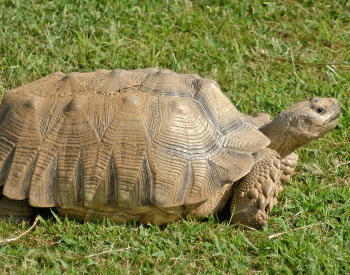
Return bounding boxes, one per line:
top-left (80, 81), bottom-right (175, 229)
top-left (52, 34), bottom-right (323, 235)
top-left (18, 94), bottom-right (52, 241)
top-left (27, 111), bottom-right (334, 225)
top-left (0, 68), bottom-right (269, 222)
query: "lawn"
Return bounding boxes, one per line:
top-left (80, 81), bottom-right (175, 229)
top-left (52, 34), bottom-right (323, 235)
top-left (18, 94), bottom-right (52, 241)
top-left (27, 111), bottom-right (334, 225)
top-left (0, 0), bottom-right (349, 274)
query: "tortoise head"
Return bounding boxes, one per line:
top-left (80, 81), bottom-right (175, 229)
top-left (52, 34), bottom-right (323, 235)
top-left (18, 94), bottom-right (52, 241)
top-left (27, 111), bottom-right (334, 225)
top-left (260, 97), bottom-right (340, 158)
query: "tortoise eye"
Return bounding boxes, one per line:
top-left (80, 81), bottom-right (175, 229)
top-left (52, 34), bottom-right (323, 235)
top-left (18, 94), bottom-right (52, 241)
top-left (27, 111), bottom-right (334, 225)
top-left (317, 108), bottom-right (325, 114)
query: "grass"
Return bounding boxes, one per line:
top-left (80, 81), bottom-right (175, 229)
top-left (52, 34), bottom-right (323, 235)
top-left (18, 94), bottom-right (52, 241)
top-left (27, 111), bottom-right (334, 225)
top-left (0, 0), bottom-right (349, 273)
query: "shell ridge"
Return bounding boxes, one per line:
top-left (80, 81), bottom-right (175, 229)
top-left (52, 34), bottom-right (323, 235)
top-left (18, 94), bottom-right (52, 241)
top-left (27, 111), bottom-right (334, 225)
top-left (0, 143), bottom-right (16, 188)
top-left (29, 148), bottom-right (58, 207)
top-left (3, 147), bottom-right (39, 200)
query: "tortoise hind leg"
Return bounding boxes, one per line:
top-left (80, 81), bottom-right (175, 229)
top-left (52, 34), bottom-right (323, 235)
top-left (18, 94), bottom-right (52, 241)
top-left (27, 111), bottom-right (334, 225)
top-left (230, 149), bottom-right (281, 229)
top-left (0, 196), bottom-right (34, 223)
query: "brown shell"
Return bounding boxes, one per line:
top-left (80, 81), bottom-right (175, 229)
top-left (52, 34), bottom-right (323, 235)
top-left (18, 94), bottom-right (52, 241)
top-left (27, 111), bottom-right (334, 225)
top-left (0, 68), bottom-right (270, 212)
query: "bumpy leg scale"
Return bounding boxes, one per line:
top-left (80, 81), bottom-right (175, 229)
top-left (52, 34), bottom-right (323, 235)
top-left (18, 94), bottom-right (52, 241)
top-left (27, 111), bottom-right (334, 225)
top-left (230, 149), bottom-right (281, 229)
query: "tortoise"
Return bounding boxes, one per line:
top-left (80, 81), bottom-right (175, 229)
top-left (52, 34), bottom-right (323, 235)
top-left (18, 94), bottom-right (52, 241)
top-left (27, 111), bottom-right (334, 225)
top-left (0, 68), bottom-right (340, 229)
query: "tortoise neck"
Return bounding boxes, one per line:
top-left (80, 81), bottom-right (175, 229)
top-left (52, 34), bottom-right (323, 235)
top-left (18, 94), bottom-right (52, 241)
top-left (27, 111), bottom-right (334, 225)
top-left (259, 114), bottom-right (310, 158)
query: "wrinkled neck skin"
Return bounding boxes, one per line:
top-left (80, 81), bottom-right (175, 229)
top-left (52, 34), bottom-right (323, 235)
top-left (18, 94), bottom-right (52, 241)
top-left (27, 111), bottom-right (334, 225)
top-left (259, 113), bottom-right (312, 159)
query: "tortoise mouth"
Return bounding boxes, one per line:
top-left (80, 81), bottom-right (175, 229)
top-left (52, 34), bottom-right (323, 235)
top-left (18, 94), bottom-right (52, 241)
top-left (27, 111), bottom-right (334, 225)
top-left (326, 117), bottom-right (339, 130)
top-left (324, 105), bottom-right (341, 126)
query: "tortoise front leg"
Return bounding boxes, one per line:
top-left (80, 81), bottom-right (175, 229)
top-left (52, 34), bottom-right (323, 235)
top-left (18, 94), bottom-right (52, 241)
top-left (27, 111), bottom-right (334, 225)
top-left (230, 149), bottom-right (281, 229)
top-left (280, 152), bottom-right (298, 183)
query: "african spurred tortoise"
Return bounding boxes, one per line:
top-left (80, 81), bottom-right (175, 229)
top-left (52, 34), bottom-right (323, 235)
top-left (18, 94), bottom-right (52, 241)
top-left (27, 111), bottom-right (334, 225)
top-left (0, 68), bottom-right (340, 229)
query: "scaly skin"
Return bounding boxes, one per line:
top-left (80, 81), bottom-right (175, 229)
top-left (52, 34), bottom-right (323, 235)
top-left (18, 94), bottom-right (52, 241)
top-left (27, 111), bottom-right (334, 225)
top-left (244, 113), bottom-right (300, 183)
top-left (280, 152), bottom-right (298, 183)
top-left (230, 149), bottom-right (281, 228)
